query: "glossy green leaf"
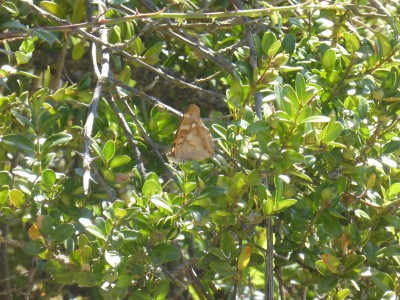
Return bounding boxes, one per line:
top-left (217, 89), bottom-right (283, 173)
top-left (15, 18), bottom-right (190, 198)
top-left (220, 231), bottom-right (235, 257)
top-left (246, 120), bottom-right (269, 134)
top-left (275, 199), bottom-right (297, 212)
top-left (343, 32), bottom-right (360, 53)
top-left (49, 223), bottom-right (74, 243)
top-left (335, 289), bottom-right (350, 300)
top-left (31, 29), bottom-right (58, 47)
top-left (109, 155), bottom-right (131, 169)
top-left (42, 169), bottom-right (56, 186)
top-left (320, 120), bottom-right (343, 143)
top-left (198, 186), bottom-right (225, 199)
top-left (375, 32), bottom-right (392, 58)
top-left (150, 195), bottom-right (173, 213)
top-left (105, 250), bottom-right (121, 268)
top-left (0, 171), bottom-right (12, 185)
top-left (376, 245), bottom-right (400, 258)
top-left (247, 169), bottom-right (261, 186)
top-left (382, 141), bottom-right (400, 154)
top-left (261, 32), bottom-right (277, 55)
top-left (299, 116), bottom-right (330, 124)
top-left (0, 134), bottom-right (34, 153)
top-left (84, 224), bottom-right (106, 240)
top-left (321, 49), bottom-right (336, 71)
top-left (142, 179), bottom-right (162, 197)
top-left (154, 280), bottom-right (170, 300)
top-left (282, 84), bottom-right (299, 116)
top-left (143, 42), bottom-right (163, 65)
top-left (24, 239), bottom-right (46, 255)
top-left (370, 272), bottom-right (395, 292)
top-left (9, 189), bottom-right (25, 208)
top-left (42, 133), bottom-right (72, 153)
top-left (209, 260), bottom-right (234, 278)
top-left (38, 1), bottom-right (66, 18)
top-left (150, 243), bottom-right (181, 264)
top-left (44, 260), bottom-right (66, 275)
top-left (282, 33), bottom-right (295, 54)
top-left (1, 2), bottom-right (19, 15)
top-left (103, 140), bottom-right (116, 162)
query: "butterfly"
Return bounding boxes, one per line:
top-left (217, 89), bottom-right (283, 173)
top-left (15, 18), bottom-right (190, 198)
top-left (168, 104), bottom-right (214, 163)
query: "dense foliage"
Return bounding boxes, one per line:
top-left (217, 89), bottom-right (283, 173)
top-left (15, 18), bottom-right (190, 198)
top-left (1, 0), bottom-right (400, 299)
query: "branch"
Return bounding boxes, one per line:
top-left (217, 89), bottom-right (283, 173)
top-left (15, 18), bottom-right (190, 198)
top-left (119, 97), bottom-right (178, 181)
top-left (82, 1), bottom-right (113, 194)
top-left (106, 94), bottom-right (147, 180)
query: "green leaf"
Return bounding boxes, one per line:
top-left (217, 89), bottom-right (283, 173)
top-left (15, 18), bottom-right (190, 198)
top-left (275, 199), bottom-right (297, 212)
top-left (383, 141), bottom-right (400, 154)
top-left (375, 32), bottom-right (392, 58)
top-left (103, 140), bottom-right (116, 162)
top-left (1, 2), bottom-right (19, 15)
top-left (299, 116), bottom-right (331, 124)
top-left (211, 210), bottom-right (236, 225)
top-left (38, 1), bottom-right (66, 18)
top-left (268, 41), bottom-right (281, 58)
top-left (84, 224), bottom-right (106, 240)
top-left (282, 33), bottom-right (295, 54)
top-left (376, 245), bottom-right (400, 258)
top-left (9, 189), bottom-right (25, 208)
top-left (246, 121), bottom-right (269, 134)
top-left (143, 42), bottom-right (163, 65)
top-left (150, 195), bottom-right (173, 213)
top-left (321, 48), bottom-right (336, 72)
top-left (220, 231), bottom-right (235, 257)
top-left (0, 171), bottom-right (12, 185)
top-left (320, 119), bottom-right (343, 143)
top-left (31, 29), bottom-right (58, 47)
top-left (229, 80), bottom-right (244, 104)
top-left (282, 84), bottom-right (299, 116)
top-left (343, 32), bottom-right (360, 54)
top-left (247, 169), bottom-right (261, 186)
top-left (44, 260), bottom-right (66, 275)
top-left (73, 271), bottom-right (101, 287)
top-left (42, 133), bottom-right (72, 153)
top-left (39, 113), bottom-right (61, 133)
top-left (335, 289), bottom-right (350, 300)
top-left (72, 43), bottom-right (86, 60)
top-left (320, 211), bottom-right (342, 236)
top-left (49, 223), bottom-right (74, 243)
top-left (150, 243), bottom-right (181, 264)
top-left (109, 155), bottom-right (131, 169)
top-left (261, 32), bottom-right (277, 56)
top-left (154, 280), bottom-right (170, 300)
top-left (209, 260), bottom-right (234, 278)
top-left (42, 169), bottom-right (56, 186)
top-left (370, 272), bottom-right (395, 292)
top-left (24, 239), bottom-right (46, 255)
top-left (198, 186), bottom-right (225, 199)
top-left (0, 134), bottom-right (35, 153)
top-left (71, 0), bottom-right (86, 23)
top-left (142, 179), bottom-right (162, 197)
top-left (0, 20), bottom-right (26, 31)
top-left (0, 188), bottom-right (8, 205)
top-left (295, 73), bottom-right (306, 103)
top-left (105, 250), bottom-right (121, 268)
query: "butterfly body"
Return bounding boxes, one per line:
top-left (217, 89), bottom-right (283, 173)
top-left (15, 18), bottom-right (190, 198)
top-left (168, 104), bottom-right (214, 163)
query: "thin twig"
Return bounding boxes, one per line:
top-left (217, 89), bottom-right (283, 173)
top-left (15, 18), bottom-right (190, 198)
top-left (119, 97), bottom-right (178, 181)
top-left (106, 94), bottom-right (147, 179)
top-left (111, 78), bottom-right (183, 118)
top-left (91, 163), bottom-right (118, 200)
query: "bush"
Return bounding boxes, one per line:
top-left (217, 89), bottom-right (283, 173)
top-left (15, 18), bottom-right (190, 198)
top-left (1, 0), bottom-right (400, 299)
